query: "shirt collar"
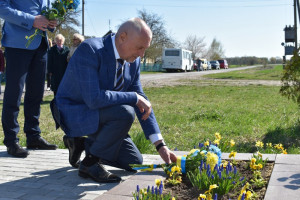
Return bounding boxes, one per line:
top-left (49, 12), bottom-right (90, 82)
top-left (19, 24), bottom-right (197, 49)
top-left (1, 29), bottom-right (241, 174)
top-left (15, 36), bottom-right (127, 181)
top-left (111, 35), bottom-right (120, 60)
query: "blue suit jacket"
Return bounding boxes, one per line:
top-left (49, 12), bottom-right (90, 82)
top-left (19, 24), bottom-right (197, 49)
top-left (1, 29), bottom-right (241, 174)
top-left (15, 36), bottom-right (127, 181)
top-left (56, 34), bottom-right (161, 139)
top-left (0, 0), bottom-right (49, 50)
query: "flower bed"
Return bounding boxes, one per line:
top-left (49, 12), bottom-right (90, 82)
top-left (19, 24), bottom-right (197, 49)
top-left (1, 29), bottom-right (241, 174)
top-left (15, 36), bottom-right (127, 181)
top-left (131, 133), bottom-right (285, 200)
top-left (162, 160), bottom-right (274, 200)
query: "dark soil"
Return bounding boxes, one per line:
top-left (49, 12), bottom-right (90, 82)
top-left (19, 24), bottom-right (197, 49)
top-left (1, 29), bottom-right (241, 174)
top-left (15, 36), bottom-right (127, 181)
top-left (163, 160), bottom-right (274, 200)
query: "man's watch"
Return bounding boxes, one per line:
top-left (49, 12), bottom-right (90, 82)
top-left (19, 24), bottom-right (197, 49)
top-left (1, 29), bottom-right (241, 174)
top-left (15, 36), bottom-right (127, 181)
top-left (156, 141), bottom-right (166, 151)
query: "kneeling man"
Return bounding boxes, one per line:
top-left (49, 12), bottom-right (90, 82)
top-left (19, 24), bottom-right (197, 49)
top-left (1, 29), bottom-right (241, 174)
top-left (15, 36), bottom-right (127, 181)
top-left (54, 18), bottom-right (177, 183)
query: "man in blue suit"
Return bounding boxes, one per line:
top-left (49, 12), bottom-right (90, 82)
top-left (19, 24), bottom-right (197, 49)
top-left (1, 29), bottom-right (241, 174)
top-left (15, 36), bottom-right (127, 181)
top-left (0, 0), bottom-right (58, 158)
top-left (55, 18), bottom-right (177, 183)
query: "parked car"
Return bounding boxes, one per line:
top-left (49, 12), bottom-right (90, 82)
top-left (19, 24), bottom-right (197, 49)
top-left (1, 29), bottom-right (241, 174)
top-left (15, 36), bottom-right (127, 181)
top-left (200, 59), bottom-right (208, 70)
top-left (207, 61), bottom-right (212, 70)
top-left (218, 59), bottom-right (229, 69)
top-left (210, 60), bottom-right (220, 70)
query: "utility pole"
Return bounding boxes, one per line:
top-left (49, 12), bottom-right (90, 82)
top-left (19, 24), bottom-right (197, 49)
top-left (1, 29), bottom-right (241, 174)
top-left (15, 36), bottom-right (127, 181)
top-left (295, 0), bottom-right (298, 48)
top-left (82, 0), bottom-right (85, 36)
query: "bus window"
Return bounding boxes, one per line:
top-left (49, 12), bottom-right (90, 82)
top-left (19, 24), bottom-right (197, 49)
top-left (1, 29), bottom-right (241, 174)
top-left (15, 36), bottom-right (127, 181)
top-left (165, 50), bottom-right (180, 56)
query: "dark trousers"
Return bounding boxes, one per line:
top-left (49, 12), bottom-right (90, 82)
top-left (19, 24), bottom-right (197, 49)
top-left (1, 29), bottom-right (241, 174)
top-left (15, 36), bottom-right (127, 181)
top-left (2, 39), bottom-right (47, 147)
top-left (87, 105), bottom-right (143, 171)
top-left (46, 73), bottom-right (51, 88)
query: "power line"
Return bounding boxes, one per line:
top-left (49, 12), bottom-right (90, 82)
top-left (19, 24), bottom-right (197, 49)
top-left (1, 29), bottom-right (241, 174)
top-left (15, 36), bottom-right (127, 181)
top-left (87, 0), bottom-right (290, 8)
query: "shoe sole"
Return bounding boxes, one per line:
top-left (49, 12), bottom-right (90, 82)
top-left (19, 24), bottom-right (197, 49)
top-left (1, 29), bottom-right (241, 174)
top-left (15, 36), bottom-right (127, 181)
top-left (26, 145), bottom-right (57, 150)
top-left (78, 170), bottom-right (121, 183)
top-left (7, 152), bottom-right (29, 158)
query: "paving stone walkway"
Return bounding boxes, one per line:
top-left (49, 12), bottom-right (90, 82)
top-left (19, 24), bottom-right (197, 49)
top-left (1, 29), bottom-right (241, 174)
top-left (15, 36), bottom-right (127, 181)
top-left (1, 146), bottom-right (300, 200)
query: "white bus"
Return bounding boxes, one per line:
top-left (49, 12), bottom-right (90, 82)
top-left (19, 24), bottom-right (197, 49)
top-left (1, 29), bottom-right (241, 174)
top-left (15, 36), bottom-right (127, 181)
top-left (162, 48), bottom-right (193, 72)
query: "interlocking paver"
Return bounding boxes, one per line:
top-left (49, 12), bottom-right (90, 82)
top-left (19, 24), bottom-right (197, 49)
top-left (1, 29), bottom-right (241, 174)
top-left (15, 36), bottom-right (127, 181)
top-left (0, 146), bottom-right (133, 200)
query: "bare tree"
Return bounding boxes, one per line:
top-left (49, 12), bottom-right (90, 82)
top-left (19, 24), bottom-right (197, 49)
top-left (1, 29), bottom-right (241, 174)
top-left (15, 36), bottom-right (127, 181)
top-left (206, 37), bottom-right (225, 60)
top-left (138, 9), bottom-right (178, 63)
top-left (183, 35), bottom-right (206, 60)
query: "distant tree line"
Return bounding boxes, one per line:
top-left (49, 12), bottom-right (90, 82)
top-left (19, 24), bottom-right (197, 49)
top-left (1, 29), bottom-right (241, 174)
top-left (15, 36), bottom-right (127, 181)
top-left (226, 56), bottom-right (283, 65)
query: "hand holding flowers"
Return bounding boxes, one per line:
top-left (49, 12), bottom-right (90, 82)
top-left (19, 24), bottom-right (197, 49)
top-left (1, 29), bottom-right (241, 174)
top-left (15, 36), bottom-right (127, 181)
top-left (26, 0), bottom-right (80, 48)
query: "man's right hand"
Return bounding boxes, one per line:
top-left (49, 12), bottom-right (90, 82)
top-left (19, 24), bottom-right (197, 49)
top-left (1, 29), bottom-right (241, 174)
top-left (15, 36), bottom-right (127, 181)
top-left (136, 94), bottom-right (152, 121)
top-left (33, 15), bottom-right (49, 31)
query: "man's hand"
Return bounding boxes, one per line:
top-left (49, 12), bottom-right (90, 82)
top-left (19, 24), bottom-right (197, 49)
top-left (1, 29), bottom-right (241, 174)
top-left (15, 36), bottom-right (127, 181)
top-left (158, 146), bottom-right (177, 164)
top-left (48, 20), bottom-right (58, 29)
top-left (33, 15), bottom-right (49, 31)
top-left (136, 94), bottom-right (152, 121)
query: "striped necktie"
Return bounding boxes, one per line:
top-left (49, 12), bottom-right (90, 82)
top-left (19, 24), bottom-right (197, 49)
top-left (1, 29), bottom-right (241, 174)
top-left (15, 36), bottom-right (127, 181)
top-left (114, 59), bottom-right (124, 91)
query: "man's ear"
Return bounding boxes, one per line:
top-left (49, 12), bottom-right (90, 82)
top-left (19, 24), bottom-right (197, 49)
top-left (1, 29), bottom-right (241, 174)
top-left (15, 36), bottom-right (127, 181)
top-left (119, 32), bottom-right (127, 43)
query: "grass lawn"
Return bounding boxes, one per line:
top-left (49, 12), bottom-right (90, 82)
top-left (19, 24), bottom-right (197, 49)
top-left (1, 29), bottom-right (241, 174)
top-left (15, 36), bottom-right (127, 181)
top-left (204, 65), bottom-right (284, 80)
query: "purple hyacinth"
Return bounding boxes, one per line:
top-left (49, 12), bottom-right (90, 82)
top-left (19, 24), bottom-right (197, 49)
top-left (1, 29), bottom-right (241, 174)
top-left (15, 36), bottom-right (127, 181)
top-left (214, 193), bottom-right (218, 200)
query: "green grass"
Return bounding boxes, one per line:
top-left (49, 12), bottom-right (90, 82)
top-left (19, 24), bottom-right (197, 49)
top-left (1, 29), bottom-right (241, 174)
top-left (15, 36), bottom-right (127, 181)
top-left (129, 84), bottom-right (299, 154)
top-left (204, 65), bottom-right (284, 80)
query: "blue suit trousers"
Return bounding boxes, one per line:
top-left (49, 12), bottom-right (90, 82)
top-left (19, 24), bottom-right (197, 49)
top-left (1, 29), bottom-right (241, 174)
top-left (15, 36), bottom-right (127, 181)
top-left (2, 39), bottom-right (47, 147)
top-left (87, 105), bottom-right (143, 171)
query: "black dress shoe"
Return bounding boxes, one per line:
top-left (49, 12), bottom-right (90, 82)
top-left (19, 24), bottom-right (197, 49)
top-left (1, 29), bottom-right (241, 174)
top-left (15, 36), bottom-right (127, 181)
top-left (78, 162), bottom-right (122, 183)
top-left (63, 136), bottom-right (85, 168)
top-left (27, 137), bottom-right (57, 150)
top-left (7, 143), bottom-right (29, 158)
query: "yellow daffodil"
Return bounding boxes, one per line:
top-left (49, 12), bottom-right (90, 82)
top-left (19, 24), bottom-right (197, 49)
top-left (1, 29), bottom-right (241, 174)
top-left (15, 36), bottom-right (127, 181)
top-left (209, 184), bottom-right (218, 191)
top-left (155, 179), bottom-right (161, 187)
top-left (257, 151), bottom-right (262, 158)
top-left (206, 152), bottom-right (219, 170)
top-left (274, 143), bottom-right (284, 150)
top-left (245, 191), bottom-right (252, 199)
top-left (229, 151), bottom-right (237, 158)
top-left (230, 139), bottom-right (235, 147)
top-left (204, 140), bottom-right (210, 146)
top-left (282, 149), bottom-right (288, 154)
top-left (176, 177), bottom-right (182, 182)
top-left (172, 197), bottom-right (176, 200)
top-left (213, 139), bottom-right (220, 145)
top-left (255, 141), bottom-right (264, 148)
top-left (198, 194), bottom-right (206, 199)
top-left (175, 166), bottom-right (181, 172)
top-left (171, 166), bottom-right (176, 173)
top-left (215, 132), bottom-right (222, 140)
top-left (257, 164), bottom-right (263, 169)
top-left (141, 189), bottom-right (147, 195)
top-left (251, 158), bottom-right (256, 164)
top-left (266, 142), bottom-right (272, 148)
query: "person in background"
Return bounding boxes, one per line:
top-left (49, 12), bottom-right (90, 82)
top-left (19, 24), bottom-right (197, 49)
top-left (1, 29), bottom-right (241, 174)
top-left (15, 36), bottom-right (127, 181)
top-left (47, 34), bottom-right (69, 96)
top-left (67, 33), bottom-right (84, 62)
top-left (0, 0), bottom-right (58, 158)
top-left (0, 45), bottom-right (4, 95)
top-left (46, 38), bottom-right (53, 91)
top-left (53, 18), bottom-right (177, 183)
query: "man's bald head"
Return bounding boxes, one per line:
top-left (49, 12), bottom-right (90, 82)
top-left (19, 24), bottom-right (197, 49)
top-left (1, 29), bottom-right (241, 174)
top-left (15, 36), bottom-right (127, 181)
top-left (115, 18), bottom-right (152, 62)
top-left (116, 18), bottom-right (152, 40)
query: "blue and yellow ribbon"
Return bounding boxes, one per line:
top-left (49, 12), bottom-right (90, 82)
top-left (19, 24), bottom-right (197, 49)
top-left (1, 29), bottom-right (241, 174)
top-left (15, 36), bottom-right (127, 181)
top-left (132, 164), bottom-right (159, 172)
